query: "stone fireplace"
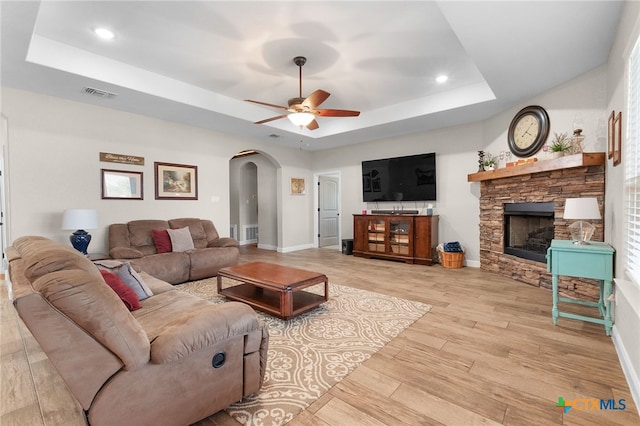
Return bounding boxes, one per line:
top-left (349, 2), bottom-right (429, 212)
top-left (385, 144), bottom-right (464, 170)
top-left (468, 153), bottom-right (606, 301)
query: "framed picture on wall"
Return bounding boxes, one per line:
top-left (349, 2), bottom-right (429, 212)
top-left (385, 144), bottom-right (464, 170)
top-left (154, 162), bottom-right (198, 200)
top-left (613, 111), bottom-right (622, 167)
top-left (101, 169), bottom-right (143, 200)
top-left (290, 177), bottom-right (305, 195)
top-left (608, 110), bottom-right (615, 159)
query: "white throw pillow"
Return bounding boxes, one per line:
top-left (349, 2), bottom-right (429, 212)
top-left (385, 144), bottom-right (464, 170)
top-left (94, 260), bottom-right (153, 300)
top-left (167, 226), bottom-right (195, 252)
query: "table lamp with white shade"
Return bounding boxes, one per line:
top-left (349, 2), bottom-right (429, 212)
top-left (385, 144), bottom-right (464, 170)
top-left (62, 209), bottom-right (98, 254)
top-left (563, 197), bottom-right (601, 245)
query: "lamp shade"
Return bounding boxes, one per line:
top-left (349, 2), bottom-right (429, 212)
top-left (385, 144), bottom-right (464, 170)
top-left (62, 209), bottom-right (98, 230)
top-left (563, 198), bottom-right (601, 220)
top-left (287, 112), bottom-right (315, 127)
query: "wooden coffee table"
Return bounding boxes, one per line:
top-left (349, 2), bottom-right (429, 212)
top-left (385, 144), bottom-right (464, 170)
top-left (217, 262), bottom-right (329, 320)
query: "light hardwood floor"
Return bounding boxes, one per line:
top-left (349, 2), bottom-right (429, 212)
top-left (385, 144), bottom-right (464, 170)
top-left (1, 245), bottom-right (638, 425)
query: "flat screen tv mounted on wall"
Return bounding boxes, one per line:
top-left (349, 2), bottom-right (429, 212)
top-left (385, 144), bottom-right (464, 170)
top-left (362, 153), bottom-right (436, 202)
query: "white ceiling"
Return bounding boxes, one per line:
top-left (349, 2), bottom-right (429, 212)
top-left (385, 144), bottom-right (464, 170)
top-left (0, 1), bottom-right (624, 151)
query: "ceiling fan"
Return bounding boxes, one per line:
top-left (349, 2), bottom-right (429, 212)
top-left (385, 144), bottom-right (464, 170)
top-left (245, 56), bottom-right (360, 130)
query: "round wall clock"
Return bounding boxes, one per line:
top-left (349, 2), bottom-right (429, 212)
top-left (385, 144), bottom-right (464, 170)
top-left (507, 105), bottom-right (550, 157)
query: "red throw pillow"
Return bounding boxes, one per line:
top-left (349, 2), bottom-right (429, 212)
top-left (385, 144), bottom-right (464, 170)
top-left (151, 229), bottom-right (172, 253)
top-left (100, 270), bottom-right (141, 311)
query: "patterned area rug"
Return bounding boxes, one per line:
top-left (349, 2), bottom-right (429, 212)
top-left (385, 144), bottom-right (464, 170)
top-left (177, 278), bottom-right (431, 426)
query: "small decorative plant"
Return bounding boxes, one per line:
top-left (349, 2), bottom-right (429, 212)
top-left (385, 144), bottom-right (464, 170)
top-left (483, 153), bottom-right (497, 169)
top-left (549, 132), bottom-right (572, 153)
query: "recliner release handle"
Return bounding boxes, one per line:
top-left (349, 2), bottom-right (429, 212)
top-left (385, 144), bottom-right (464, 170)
top-left (212, 351), bottom-right (226, 368)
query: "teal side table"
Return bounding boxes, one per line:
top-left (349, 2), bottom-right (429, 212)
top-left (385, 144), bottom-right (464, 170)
top-left (546, 240), bottom-right (615, 336)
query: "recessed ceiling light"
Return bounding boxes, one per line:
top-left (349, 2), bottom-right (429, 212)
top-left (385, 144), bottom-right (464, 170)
top-left (93, 27), bottom-right (115, 40)
top-left (436, 75), bottom-right (448, 84)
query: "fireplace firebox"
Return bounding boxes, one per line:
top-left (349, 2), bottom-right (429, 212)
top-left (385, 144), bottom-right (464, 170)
top-left (503, 202), bottom-right (554, 263)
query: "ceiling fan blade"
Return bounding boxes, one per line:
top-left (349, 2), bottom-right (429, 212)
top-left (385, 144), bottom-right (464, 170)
top-left (306, 119), bottom-right (319, 130)
top-left (254, 114), bottom-right (288, 124)
top-left (315, 109), bottom-right (361, 117)
top-left (245, 99), bottom-right (289, 111)
top-left (302, 90), bottom-right (330, 109)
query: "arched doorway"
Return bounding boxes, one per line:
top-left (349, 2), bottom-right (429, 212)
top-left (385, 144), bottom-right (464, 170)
top-left (229, 150), bottom-right (279, 250)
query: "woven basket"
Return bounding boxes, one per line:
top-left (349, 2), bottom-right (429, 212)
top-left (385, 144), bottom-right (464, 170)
top-left (439, 250), bottom-right (464, 269)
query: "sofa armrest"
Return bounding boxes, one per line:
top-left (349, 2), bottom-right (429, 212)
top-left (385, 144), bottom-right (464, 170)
top-left (150, 302), bottom-right (261, 364)
top-left (110, 247), bottom-right (143, 259)
top-left (208, 237), bottom-right (238, 248)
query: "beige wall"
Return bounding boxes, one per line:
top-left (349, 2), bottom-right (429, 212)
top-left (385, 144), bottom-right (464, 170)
top-left (1, 88), bottom-right (314, 253)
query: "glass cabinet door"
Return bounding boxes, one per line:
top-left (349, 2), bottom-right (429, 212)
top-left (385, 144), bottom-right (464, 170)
top-left (389, 218), bottom-right (411, 256)
top-left (366, 218), bottom-right (386, 252)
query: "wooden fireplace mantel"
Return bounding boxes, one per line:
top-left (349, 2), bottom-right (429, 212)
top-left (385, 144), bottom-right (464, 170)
top-left (467, 152), bottom-right (606, 182)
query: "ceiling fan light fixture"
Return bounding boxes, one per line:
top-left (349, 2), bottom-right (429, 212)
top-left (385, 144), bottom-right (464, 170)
top-left (287, 112), bottom-right (315, 127)
top-left (246, 56), bottom-right (359, 130)
top-left (93, 27), bottom-right (115, 40)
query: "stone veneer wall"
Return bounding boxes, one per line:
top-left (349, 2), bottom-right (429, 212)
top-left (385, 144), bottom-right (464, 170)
top-left (479, 164), bottom-right (605, 301)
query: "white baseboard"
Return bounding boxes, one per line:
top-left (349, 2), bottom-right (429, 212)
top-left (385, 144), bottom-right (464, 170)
top-left (278, 243), bottom-right (314, 253)
top-left (612, 325), bottom-right (640, 415)
top-left (256, 243), bottom-right (276, 251)
top-left (464, 259), bottom-right (481, 268)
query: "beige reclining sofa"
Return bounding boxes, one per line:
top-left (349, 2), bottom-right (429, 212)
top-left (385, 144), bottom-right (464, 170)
top-left (109, 217), bottom-right (238, 284)
top-left (7, 236), bottom-right (269, 426)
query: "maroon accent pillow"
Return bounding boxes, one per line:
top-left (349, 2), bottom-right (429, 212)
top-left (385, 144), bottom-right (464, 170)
top-left (151, 229), bottom-right (172, 253)
top-left (100, 269), bottom-right (141, 311)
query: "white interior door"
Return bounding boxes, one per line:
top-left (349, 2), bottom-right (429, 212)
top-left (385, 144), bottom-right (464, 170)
top-left (318, 175), bottom-right (339, 247)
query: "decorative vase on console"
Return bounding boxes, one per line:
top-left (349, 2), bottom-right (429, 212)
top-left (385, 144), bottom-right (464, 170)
top-left (477, 150), bottom-right (485, 172)
top-left (570, 129), bottom-right (585, 155)
top-left (571, 114), bottom-right (585, 154)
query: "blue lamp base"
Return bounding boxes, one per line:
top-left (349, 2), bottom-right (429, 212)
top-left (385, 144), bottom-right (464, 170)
top-left (70, 229), bottom-right (92, 254)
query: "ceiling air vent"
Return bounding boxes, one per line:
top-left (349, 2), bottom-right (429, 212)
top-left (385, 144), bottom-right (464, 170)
top-left (83, 87), bottom-right (117, 99)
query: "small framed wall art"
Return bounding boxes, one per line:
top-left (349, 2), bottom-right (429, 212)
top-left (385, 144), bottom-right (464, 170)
top-left (290, 177), bottom-right (306, 195)
top-left (608, 110), bottom-right (615, 159)
top-left (613, 111), bottom-right (622, 167)
top-left (155, 162), bottom-right (198, 200)
top-left (101, 169), bottom-right (143, 200)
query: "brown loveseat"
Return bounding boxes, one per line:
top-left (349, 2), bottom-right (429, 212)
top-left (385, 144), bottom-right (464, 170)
top-left (109, 217), bottom-right (238, 284)
top-left (7, 236), bottom-right (269, 426)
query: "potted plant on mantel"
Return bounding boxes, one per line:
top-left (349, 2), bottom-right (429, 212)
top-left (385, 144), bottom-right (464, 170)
top-left (483, 153), bottom-right (498, 171)
top-left (549, 132), bottom-right (572, 158)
